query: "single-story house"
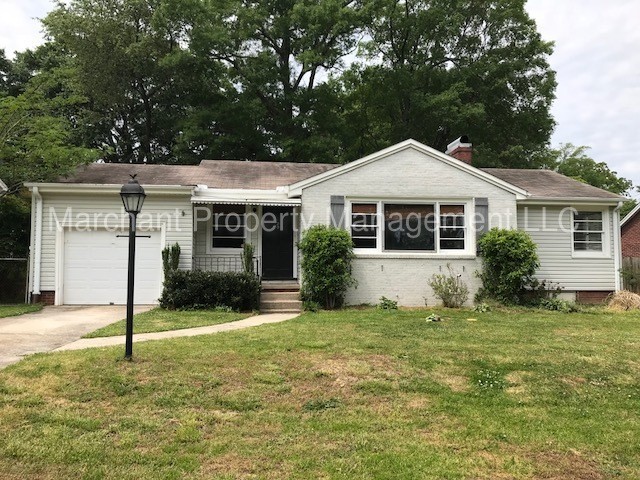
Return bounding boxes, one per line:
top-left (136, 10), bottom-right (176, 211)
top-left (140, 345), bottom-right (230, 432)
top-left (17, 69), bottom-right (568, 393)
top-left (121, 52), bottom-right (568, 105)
top-left (621, 203), bottom-right (640, 258)
top-left (25, 138), bottom-right (625, 307)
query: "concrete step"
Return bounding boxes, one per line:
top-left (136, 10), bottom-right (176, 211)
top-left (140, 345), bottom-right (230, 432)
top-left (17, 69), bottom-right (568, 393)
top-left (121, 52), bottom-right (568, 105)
top-left (260, 300), bottom-right (303, 312)
top-left (261, 291), bottom-right (301, 302)
top-left (262, 280), bottom-right (300, 292)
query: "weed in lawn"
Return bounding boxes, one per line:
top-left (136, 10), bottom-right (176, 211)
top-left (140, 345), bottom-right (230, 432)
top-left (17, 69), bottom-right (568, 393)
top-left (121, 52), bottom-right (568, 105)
top-left (302, 398), bottom-right (342, 411)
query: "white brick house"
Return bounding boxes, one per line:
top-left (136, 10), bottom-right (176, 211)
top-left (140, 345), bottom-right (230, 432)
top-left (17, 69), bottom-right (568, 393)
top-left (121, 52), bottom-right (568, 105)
top-left (26, 139), bottom-right (625, 306)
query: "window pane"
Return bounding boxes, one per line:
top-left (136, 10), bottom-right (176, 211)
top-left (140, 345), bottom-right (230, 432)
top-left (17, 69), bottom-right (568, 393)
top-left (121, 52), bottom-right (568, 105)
top-left (352, 203), bottom-right (377, 214)
top-left (440, 239), bottom-right (465, 250)
top-left (574, 212), bottom-right (602, 221)
top-left (384, 204), bottom-right (435, 251)
top-left (353, 237), bottom-right (377, 249)
top-left (213, 237), bottom-right (244, 248)
top-left (352, 213), bottom-right (377, 226)
top-left (440, 205), bottom-right (465, 215)
top-left (351, 226), bottom-right (377, 236)
top-left (573, 211), bottom-right (604, 252)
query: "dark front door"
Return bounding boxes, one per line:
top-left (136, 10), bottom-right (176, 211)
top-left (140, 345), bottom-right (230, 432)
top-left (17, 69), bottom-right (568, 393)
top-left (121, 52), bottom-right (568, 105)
top-left (261, 206), bottom-right (295, 279)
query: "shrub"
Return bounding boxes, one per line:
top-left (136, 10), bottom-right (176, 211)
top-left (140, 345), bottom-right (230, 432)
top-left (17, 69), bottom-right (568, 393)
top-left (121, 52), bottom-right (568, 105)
top-left (429, 264), bottom-right (469, 308)
top-left (298, 225), bottom-right (356, 309)
top-left (477, 228), bottom-right (540, 304)
top-left (242, 243), bottom-right (255, 275)
top-left (159, 270), bottom-right (260, 311)
top-left (538, 298), bottom-right (577, 313)
top-left (161, 243), bottom-right (181, 277)
top-left (377, 296), bottom-right (398, 310)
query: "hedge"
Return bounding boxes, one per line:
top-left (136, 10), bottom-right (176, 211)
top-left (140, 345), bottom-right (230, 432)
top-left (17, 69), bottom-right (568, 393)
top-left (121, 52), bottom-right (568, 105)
top-left (159, 270), bottom-right (260, 311)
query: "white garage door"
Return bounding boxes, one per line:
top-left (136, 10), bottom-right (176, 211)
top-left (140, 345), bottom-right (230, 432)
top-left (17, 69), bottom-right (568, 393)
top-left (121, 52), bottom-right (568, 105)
top-left (63, 229), bottom-right (162, 305)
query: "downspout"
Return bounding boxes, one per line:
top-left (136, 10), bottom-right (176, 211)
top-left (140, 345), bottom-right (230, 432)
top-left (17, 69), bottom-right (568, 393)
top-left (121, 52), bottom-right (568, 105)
top-left (26, 188), bottom-right (36, 303)
top-left (32, 186), bottom-right (43, 297)
top-left (613, 201), bottom-right (624, 292)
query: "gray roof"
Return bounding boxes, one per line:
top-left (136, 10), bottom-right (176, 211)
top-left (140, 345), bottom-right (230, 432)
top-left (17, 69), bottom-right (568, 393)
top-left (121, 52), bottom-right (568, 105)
top-left (59, 160), bottom-right (340, 190)
top-left (482, 168), bottom-right (623, 199)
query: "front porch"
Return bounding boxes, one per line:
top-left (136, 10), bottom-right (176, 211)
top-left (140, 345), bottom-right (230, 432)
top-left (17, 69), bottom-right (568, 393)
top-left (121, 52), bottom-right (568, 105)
top-left (191, 189), bottom-right (301, 281)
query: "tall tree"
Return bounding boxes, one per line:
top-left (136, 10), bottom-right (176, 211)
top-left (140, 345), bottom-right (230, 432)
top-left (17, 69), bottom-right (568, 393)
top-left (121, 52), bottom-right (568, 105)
top-left (190, 0), bottom-right (362, 162)
top-left (339, 0), bottom-right (556, 166)
top-left (549, 143), bottom-right (632, 195)
top-left (43, 0), bottom-right (216, 164)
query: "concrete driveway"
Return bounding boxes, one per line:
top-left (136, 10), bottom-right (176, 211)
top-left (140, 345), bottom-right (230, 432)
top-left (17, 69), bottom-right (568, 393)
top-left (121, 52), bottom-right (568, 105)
top-left (0, 305), bottom-right (153, 369)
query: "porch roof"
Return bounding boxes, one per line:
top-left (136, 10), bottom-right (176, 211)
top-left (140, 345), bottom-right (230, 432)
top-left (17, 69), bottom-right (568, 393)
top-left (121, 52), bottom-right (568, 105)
top-left (191, 188), bottom-right (301, 207)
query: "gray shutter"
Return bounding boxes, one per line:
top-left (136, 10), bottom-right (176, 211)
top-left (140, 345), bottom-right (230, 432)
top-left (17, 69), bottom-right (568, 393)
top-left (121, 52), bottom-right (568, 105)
top-left (330, 195), bottom-right (345, 229)
top-left (475, 197), bottom-right (489, 237)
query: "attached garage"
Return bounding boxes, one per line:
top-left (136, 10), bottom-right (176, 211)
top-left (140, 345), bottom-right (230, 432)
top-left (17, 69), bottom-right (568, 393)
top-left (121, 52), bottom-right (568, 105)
top-left (62, 229), bottom-right (163, 305)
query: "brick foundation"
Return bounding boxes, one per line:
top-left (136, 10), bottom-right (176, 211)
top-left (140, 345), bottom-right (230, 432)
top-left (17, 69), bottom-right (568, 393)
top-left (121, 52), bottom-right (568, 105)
top-left (576, 291), bottom-right (612, 305)
top-left (32, 291), bottom-right (55, 305)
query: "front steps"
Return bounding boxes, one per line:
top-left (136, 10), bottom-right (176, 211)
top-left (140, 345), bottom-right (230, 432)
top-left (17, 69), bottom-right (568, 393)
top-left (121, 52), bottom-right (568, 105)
top-left (260, 281), bottom-right (302, 313)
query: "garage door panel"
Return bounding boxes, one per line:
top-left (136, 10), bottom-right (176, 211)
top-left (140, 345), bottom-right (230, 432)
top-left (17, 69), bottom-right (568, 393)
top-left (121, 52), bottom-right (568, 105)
top-left (63, 230), bottom-right (162, 305)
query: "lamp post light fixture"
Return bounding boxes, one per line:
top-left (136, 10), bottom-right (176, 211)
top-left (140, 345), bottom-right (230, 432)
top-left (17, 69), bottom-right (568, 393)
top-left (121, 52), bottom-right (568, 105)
top-left (120, 175), bottom-right (146, 360)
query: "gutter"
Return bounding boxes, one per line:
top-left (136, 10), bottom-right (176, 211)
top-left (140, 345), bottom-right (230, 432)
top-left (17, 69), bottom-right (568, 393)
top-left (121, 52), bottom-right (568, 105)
top-left (31, 186), bottom-right (43, 296)
top-left (23, 183), bottom-right (193, 195)
top-left (613, 201), bottom-right (624, 291)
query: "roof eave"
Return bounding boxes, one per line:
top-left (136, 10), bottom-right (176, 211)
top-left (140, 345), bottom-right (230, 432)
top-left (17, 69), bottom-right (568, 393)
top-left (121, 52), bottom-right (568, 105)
top-left (24, 182), bottom-right (194, 195)
top-left (621, 202), bottom-right (640, 227)
top-left (518, 196), bottom-right (626, 205)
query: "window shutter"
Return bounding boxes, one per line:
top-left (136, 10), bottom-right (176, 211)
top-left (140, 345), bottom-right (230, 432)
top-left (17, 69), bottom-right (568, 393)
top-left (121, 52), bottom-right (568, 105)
top-left (475, 197), bottom-right (489, 236)
top-left (330, 195), bottom-right (345, 229)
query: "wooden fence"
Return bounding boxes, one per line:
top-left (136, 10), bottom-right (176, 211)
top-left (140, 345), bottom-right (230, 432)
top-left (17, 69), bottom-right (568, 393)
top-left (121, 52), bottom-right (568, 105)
top-left (622, 257), bottom-right (640, 293)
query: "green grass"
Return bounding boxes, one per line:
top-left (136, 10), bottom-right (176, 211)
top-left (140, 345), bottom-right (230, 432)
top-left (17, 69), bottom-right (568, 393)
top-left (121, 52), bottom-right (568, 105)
top-left (0, 304), bottom-right (42, 318)
top-left (83, 308), bottom-right (253, 338)
top-left (1, 307), bottom-right (640, 479)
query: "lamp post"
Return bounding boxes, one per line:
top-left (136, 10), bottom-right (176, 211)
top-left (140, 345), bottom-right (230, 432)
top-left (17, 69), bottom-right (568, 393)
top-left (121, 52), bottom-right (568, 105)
top-left (120, 175), bottom-right (146, 360)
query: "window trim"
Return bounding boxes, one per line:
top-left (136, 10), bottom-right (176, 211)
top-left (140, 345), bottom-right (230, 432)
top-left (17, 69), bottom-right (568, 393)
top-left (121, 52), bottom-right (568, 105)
top-left (346, 198), bottom-right (474, 257)
top-left (206, 204), bottom-right (248, 254)
top-left (571, 208), bottom-right (611, 259)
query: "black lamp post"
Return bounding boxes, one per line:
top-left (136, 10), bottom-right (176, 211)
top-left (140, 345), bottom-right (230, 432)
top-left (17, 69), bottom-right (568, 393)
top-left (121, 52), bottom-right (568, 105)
top-left (120, 175), bottom-right (146, 360)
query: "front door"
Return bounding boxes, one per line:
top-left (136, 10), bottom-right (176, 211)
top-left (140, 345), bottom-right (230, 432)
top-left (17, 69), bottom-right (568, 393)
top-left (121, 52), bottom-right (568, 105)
top-left (261, 206), bottom-right (295, 279)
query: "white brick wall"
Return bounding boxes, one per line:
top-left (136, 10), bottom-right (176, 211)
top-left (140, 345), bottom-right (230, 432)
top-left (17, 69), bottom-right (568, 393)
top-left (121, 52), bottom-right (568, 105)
top-left (300, 145), bottom-right (518, 306)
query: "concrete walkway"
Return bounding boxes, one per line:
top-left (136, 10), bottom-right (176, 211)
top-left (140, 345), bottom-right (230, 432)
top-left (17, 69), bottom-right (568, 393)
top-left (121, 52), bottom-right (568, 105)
top-left (0, 305), bottom-right (153, 368)
top-left (55, 313), bottom-right (299, 351)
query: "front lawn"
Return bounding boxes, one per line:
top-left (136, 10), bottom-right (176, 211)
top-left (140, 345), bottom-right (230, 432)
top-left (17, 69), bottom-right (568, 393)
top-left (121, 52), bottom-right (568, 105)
top-left (0, 304), bottom-right (42, 318)
top-left (84, 308), bottom-right (253, 338)
top-left (1, 308), bottom-right (640, 479)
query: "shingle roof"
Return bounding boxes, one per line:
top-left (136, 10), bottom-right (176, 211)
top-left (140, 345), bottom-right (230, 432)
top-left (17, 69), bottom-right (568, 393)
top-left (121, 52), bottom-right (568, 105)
top-left (59, 160), bottom-right (340, 190)
top-left (481, 168), bottom-right (623, 199)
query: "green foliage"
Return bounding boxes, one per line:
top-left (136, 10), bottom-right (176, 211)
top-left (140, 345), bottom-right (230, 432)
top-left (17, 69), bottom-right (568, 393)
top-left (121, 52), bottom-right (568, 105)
top-left (377, 296), bottom-right (398, 310)
top-left (161, 243), bottom-right (181, 277)
top-left (542, 143), bottom-right (633, 195)
top-left (621, 199), bottom-right (637, 220)
top-left (537, 298), bottom-right (578, 313)
top-left (477, 228), bottom-right (540, 304)
top-left (298, 225), bottom-right (356, 309)
top-left (473, 302), bottom-right (491, 313)
top-left (159, 270), bottom-right (260, 311)
top-left (303, 300), bottom-right (321, 313)
top-left (428, 264), bottom-right (469, 308)
top-left (241, 243), bottom-right (255, 275)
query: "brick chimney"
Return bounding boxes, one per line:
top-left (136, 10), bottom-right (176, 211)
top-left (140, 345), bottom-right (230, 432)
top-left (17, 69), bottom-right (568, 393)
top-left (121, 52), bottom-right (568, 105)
top-left (445, 135), bottom-right (472, 165)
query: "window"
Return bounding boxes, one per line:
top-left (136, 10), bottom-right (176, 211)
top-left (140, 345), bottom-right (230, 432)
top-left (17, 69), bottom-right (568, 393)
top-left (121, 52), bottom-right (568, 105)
top-left (384, 204), bottom-right (436, 251)
top-left (212, 205), bottom-right (245, 248)
top-left (573, 211), bottom-right (603, 252)
top-left (348, 201), bottom-right (469, 254)
top-left (351, 203), bottom-right (378, 248)
top-left (439, 205), bottom-right (465, 250)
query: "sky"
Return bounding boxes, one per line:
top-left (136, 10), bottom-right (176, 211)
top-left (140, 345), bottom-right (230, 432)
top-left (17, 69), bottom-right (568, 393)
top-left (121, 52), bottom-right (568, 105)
top-left (1, 0), bottom-right (639, 192)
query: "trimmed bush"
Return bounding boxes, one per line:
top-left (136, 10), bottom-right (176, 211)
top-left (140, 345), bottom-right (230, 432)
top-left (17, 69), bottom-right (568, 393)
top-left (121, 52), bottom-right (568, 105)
top-left (298, 225), bottom-right (355, 309)
top-left (159, 270), bottom-right (260, 311)
top-left (477, 228), bottom-right (539, 304)
top-left (161, 243), bottom-right (181, 276)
